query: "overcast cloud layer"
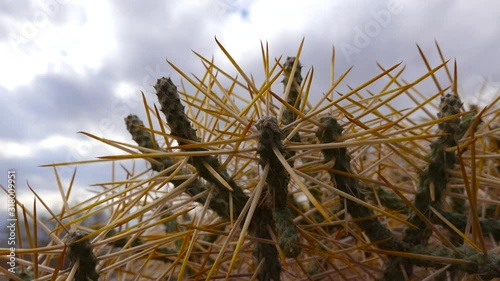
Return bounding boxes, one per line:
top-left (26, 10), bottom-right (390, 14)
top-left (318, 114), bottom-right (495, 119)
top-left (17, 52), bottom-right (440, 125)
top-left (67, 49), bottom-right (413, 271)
top-left (1, 0), bottom-right (499, 215)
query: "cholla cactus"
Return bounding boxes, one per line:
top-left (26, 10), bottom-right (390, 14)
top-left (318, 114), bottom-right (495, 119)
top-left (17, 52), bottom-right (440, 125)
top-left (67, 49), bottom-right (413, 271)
top-left (2, 40), bottom-right (500, 281)
top-left (65, 231), bottom-right (99, 281)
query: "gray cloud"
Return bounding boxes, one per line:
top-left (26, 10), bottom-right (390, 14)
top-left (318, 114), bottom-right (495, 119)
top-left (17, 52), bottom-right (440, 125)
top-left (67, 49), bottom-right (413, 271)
top-left (2, 69), bottom-right (116, 140)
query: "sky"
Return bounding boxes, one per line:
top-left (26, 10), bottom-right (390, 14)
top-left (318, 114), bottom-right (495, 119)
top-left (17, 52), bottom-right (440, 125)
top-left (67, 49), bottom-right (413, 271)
top-left (1, 0), bottom-right (500, 218)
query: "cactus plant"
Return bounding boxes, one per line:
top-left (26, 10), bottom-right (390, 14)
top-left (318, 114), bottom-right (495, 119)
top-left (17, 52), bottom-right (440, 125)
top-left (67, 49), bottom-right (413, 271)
top-left (2, 39), bottom-right (500, 281)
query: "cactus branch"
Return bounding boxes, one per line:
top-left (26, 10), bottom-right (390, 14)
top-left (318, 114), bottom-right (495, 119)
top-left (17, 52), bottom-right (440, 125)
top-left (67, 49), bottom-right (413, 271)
top-left (257, 116), bottom-right (301, 258)
top-left (281, 57), bottom-right (304, 170)
top-left (316, 117), bottom-right (404, 251)
top-left (403, 94), bottom-right (464, 246)
top-left (124, 114), bottom-right (230, 220)
top-left (154, 77), bottom-right (249, 219)
top-left (316, 117), bottom-right (410, 279)
top-left (65, 231), bottom-right (99, 281)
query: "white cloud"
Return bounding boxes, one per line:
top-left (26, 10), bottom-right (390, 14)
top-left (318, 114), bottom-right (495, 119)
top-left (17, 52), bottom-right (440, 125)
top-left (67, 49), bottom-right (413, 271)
top-left (216, 0), bottom-right (340, 62)
top-left (55, 2), bottom-right (116, 75)
top-left (0, 133), bottom-right (123, 163)
top-left (0, 1), bottom-right (116, 90)
top-left (114, 81), bottom-right (137, 100)
top-left (0, 140), bottom-right (33, 158)
top-left (38, 135), bottom-right (80, 150)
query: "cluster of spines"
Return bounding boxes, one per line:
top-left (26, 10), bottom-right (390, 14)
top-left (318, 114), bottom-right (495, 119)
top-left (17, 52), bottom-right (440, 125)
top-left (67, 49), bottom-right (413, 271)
top-left (124, 113), bottom-right (229, 219)
top-left (154, 77), bottom-right (282, 280)
top-left (120, 61), bottom-right (500, 280)
top-left (6, 40), bottom-right (500, 281)
top-left (123, 68), bottom-right (307, 279)
top-left (125, 113), bottom-right (275, 276)
top-left (315, 113), bottom-right (500, 279)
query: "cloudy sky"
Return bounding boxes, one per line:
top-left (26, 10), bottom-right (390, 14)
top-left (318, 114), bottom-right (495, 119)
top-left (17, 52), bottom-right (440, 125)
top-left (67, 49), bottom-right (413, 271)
top-left (1, 0), bottom-right (499, 216)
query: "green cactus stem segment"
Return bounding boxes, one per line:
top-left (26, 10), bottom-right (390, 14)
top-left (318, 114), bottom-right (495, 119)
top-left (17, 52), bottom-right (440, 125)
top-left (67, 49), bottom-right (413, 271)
top-left (316, 117), bottom-right (404, 251)
top-left (437, 209), bottom-right (500, 240)
top-left (364, 186), bottom-right (409, 213)
top-left (65, 231), bottom-right (99, 281)
top-left (154, 77), bottom-right (200, 143)
top-left (124, 114), bottom-right (230, 220)
top-left (251, 199), bottom-right (282, 281)
top-left (410, 245), bottom-right (500, 280)
top-left (316, 117), bottom-right (409, 280)
top-left (281, 57), bottom-right (303, 160)
top-left (257, 116), bottom-right (301, 258)
top-left (281, 57), bottom-right (303, 128)
top-left (124, 114), bottom-right (174, 171)
top-left (403, 93), bottom-right (464, 246)
top-left (154, 77), bottom-right (249, 219)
